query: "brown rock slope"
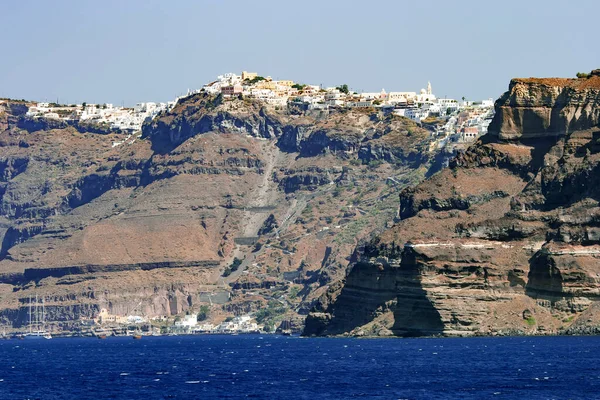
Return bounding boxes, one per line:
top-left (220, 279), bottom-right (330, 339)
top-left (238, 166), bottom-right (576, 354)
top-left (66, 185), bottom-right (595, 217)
top-left (0, 96), bottom-right (442, 332)
top-left (304, 70), bottom-right (600, 337)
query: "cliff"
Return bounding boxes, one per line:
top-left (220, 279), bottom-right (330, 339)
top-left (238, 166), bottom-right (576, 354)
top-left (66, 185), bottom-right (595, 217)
top-left (488, 71), bottom-right (600, 140)
top-left (305, 70), bottom-right (600, 337)
top-left (0, 96), bottom-right (440, 331)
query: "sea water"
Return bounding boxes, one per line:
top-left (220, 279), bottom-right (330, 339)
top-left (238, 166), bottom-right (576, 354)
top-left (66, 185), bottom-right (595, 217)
top-left (0, 335), bottom-right (599, 399)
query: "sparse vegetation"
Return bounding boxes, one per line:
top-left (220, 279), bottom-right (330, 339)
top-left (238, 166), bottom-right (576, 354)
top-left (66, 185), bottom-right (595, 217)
top-left (288, 285), bottom-right (301, 299)
top-left (197, 305), bottom-right (210, 322)
top-left (222, 257), bottom-right (243, 277)
top-left (246, 76), bottom-right (266, 84)
top-left (254, 300), bottom-right (286, 324)
top-left (368, 159), bottom-right (383, 169)
top-left (334, 217), bottom-right (371, 245)
top-left (336, 84), bottom-right (349, 94)
top-left (576, 72), bottom-right (591, 79)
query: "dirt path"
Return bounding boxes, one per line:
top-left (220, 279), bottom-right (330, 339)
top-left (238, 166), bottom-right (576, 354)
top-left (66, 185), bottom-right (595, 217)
top-left (240, 141), bottom-right (280, 237)
top-left (224, 141), bottom-right (282, 282)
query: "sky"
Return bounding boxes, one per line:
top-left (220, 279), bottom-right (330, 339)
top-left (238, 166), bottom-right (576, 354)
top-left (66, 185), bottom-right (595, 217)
top-left (1, 0), bottom-right (599, 106)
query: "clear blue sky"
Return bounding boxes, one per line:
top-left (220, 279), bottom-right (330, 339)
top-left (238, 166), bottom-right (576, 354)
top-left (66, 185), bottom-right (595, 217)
top-left (1, 0), bottom-right (598, 106)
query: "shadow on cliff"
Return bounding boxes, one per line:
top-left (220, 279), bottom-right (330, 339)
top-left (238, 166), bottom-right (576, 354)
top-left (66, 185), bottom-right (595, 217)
top-left (311, 260), bottom-right (400, 335)
top-left (306, 244), bottom-right (445, 337)
top-left (391, 247), bottom-right (444, 337)
top-left (525, 248), bottom-right (564, 302)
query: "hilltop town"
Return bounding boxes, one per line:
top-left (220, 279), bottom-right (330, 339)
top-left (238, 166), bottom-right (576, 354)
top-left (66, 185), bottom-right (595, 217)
top-left (15, 70), bottom-right (495, 149)
top-left (24, 100), bottom-right (176, 133)
top-left (197, 71), bottom-right (495, 146)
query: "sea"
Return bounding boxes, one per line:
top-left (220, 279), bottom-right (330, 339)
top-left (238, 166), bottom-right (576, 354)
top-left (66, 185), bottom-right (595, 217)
top-left (0, 335), bottom-right (599, 399)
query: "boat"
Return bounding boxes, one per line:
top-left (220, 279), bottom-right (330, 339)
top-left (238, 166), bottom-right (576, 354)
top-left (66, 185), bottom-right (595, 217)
top-left (24, 331), bottom-right (52, 340)
top-left (127, 329), bottom-right (143, 339)
top-left (25, 295), bottom-right (52, 339)
top-left (94, 328), bottom-right (109, 339)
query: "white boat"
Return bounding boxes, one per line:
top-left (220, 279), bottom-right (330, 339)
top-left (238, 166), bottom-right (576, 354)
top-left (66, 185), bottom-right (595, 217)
top-left (24, 331), bottom-right (52, 340)
top-left (25, 295), bottom-right (52, 339)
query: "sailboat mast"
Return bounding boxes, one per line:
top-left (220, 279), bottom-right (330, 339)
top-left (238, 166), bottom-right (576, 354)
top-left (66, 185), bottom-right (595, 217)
top-left (29, 295), bottom-right (32, 334)
top-left (42, 297), bottom-right (45, 331)
top-left (35, 294), bottom-right (39, 332)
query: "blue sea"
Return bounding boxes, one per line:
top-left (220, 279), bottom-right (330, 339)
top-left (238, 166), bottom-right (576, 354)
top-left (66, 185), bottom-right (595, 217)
top-left (0, 335), bottom-right (599, 399)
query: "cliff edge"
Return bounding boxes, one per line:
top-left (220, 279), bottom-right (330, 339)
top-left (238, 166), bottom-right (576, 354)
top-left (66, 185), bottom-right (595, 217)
top-left (305, 70), bottom-right (600, 337)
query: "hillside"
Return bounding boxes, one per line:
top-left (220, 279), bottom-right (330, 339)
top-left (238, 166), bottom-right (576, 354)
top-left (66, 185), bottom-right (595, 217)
top-left (0, 95), bottom-right (442, 332)
top-left (304, 70), bottom-right (600, 337)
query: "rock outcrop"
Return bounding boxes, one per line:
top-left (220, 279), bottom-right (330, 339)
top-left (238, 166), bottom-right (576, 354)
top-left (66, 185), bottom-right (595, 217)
top-left (305, 70), bottom-right (600, 337)
top-left (488, 74), bottom-right (600, 140)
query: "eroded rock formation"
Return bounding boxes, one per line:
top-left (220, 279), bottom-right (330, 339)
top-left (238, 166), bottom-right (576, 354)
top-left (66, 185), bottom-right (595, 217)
top-left (305, 71), bottom-right (600, 337)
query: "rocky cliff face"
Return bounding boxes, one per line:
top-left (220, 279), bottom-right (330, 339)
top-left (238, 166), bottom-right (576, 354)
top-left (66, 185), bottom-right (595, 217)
top-left (0, 96), bottom-right (440, 332)
top-left (305, 71), bottom-right (600, 337)
top-left (488, 71), bottom-right (600, 140)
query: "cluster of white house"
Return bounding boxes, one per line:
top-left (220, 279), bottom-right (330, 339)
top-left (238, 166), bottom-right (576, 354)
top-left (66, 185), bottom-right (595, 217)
top-left (196, 71), bottom-right (495, 143)
top-left (25, 101), bottom-right (176, 132)
top-left (94, 308), bottom-right (262, 334)
top-left (172, 314), bottom-right (260, 334)
top-left (197, 71), bottom-right (442, 110)
top-left (442, 103), bottom-right (495, 144)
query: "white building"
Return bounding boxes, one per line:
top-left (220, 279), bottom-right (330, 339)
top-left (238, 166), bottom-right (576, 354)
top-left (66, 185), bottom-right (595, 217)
top-left (405, 108), bottom-right (429, 121)
top-left (387, 92), bottom-right (416, 104)
top-left (347, 100), bottom-right (374, 108)
top-left (480, 98), bottom-right (494, 108)
top-left (215, 315), bottom-right (259, 333)
top-left (174, 314), bottom-right (198, 328)
top-left (127, 315), bottom-right (146, 324)
top-left (415, 82), bottom-right (436, 103)
top-left (360, 89), bottom-right (386, 101)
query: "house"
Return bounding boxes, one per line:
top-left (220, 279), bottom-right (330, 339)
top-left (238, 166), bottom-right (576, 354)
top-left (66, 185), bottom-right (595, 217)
top-left (480, 98), bottom-right (494, 108)
top-left (174, 314), bottom-right (198, 328)
top-left (221, 84), bottom-right (243, 96)
top-left (275, 80), bottom-right (294, 87)
top-left (347, 100), bottom-right (374, 108)
top-left (460, 126), bottom-right (479, 142)
top-left (437, 98), bottom-right (459, 114)
top-left (387, 92), bottom-right (417, 104)
top-left (405, 108), bottom-right (429, 121)
top-left (250, 89), bottom-right (276, 100)
top-left (194, 323), bottom-right (216, 333)
top-left (254, 80), bottom-right (278, 90)
top-left (326, 99), bottom-right (345, 107)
